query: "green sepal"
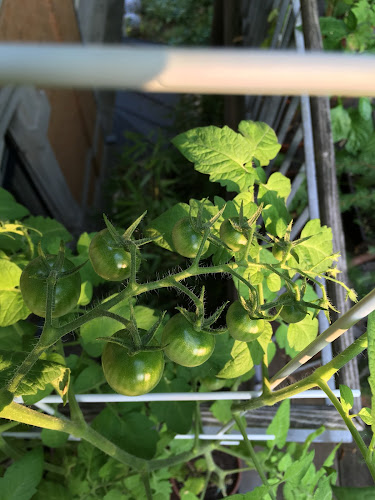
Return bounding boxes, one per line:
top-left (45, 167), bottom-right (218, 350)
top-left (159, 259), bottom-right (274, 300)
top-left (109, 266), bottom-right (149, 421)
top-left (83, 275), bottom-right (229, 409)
top-left (103, 214), bottom-right (124, 247)
top-left (141, 311), bottom-right (166, 347)
top-left (202, 301), bottom-right (229, 329)
top-left (96, 334), bottom-right (135, 354)
top-left (122, 211), bottom-right (147, 240)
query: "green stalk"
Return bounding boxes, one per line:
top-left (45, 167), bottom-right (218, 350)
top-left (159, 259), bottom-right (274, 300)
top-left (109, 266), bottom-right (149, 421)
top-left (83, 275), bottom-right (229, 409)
top-left (0, 402), bottom-right (147, 471)
top-left (233, 414), bottom-right (276, 500)
top-left (200, 470), bottom-right (212, 500)
top-left (141, 470), bottom-right (153, 500)
top-left (317, 379), bottom-right (375, 483)
top-left (192, 227), bottom-right (211, 268)
top-left (233, 333), bottom-right (368, 412)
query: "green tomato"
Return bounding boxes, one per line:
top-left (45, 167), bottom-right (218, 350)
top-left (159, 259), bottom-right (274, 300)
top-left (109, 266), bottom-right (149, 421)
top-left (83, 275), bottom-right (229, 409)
top-left (172, 218), bottom-right (210, 258)
top-left (89, 228), bottom-right (139, 281)
top-left (277, 293), bottom-right (307, 324)
top-left (162, 314), bottom-right (215, 367)
top-left (102, 329), bottom-right (165, 396)
top-left (219, 218), bottom-right (248, 252)
top-left (20, 254), bottom-right (81, 318)
top-left (226, 301), bottom-right (265, 342)
top-left (200, 376), bottom-right (226, 391)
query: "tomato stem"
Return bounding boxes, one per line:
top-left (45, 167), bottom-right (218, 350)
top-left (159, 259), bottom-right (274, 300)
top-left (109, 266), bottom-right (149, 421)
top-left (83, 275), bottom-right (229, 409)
top-left (233, 413), bottom-right (276, 500)
top-left (317, 379), bottom-right (375, 483)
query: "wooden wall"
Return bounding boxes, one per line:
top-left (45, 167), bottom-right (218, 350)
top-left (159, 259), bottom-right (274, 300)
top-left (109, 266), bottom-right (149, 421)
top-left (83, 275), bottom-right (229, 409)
top-left (0, 0), bottom-right (101, 206)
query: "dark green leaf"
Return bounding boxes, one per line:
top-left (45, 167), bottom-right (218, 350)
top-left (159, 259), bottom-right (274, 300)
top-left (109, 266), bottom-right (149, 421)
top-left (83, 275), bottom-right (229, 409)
top-left (0, 188), bottom-right (29, 221)
top-left (0, 448), bottom-right (43, 500)
top-left (41, 428), bottom-right (69, 448)
top-left (92, 407), bottom-right (158, 459)
top-left (150, 377), bottom-right (194, 434)
top-left (332, 485), bottom-right (375, 499)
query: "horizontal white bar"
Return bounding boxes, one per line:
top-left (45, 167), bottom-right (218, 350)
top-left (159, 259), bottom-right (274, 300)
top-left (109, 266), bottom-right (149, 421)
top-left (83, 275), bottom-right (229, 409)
top-left (2, 428), bottom-right (353, 444)
top-left (15, 389), bottom-right (360, 405)
top-left (0, 44), bottom-right (375, 96)
top-left (175, 433), bottom-right (275, 441)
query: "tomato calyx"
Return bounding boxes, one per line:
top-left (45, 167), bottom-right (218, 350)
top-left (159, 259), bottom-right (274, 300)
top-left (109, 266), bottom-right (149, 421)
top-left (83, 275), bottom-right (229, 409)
top-left (103, 212), bottom-right (161, 253)
top-left (97, 306), bottom-right (166, 356)
top-left (175, 286), bottom-right (228, 335)
top-left (28, 242), bottom-right (86, 282)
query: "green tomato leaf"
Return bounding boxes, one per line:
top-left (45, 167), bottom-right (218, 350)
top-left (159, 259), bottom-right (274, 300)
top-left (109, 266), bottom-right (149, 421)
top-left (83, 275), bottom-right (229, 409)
top-left (358, 97), bottom-right (373, 121)
top-left (172, 125), bottom-right (256, 193)
top-left (275, 323), bottom-right (298, 358)
top-left (0, 260), bottom-right (30, 326)
top-left (0, 350), bottom-right (70, 398)
top-left (258, 173), bottom-right (292, 237)
top-left (339, 384), bottom-right (354, 414)
top-left (92, 407), bottom-right (159, 459)
top-left (331, 104), bottom-right (352, 142)
top-left (238, 120), bottom-right (281, 166)
top-left (32, 480), bottom-right (71, 500)
top-left (331, 485), bottom-right (375, 500)
top-left (150, 377), bottom-right (194, 434)
top-left (73, 364), bottom-right (105, 394)
top-left (216, 340), bottom-right (254, 379)
top-left (267, 399), bottom-right (290, 449)
top-left (0, 188), bottom-right (29, 221)
top-left (41, 429), bottom-right (69, 448)
top-left (287, 315), bottom-right (319, 353)
top-left (266, 273), bottom-right (282, 292)
top-left (210, 399), bottom-right (232, 424)
top-left (345, 108), bottom-right (374, 155)
top-left (24, 216), bottom-right (72, 254)
top-left (0, 448), bottom-right (44, 500)
top-left (283, 450), bottom-right (315, 485)
top-left (291, 219), bottom-right (335, 274)
top-left (357, 407), bottom-right (373, 426)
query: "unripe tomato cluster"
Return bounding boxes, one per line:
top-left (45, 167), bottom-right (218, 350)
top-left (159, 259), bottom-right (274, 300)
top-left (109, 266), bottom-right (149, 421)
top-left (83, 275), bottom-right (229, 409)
top-left (19, 218), bottom-right (307, 398)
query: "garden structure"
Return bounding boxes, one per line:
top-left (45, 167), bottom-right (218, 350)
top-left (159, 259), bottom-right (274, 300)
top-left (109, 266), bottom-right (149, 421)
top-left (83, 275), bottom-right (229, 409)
top-left (0, 0), bottom-right (375, 497)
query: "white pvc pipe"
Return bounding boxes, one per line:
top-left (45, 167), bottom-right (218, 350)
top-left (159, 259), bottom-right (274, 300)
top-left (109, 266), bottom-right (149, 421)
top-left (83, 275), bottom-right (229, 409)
top-left (0, 44), bottom-right (375, 96)
top-left (14, 389), bottom-right (360, 405)
top-left (271, 288), bottom-right (375, 389)
top-left (2, 431), bottom-right (274, 442)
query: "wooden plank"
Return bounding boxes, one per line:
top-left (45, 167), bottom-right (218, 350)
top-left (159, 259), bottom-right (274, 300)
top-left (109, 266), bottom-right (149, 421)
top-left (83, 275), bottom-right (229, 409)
top-left (300, 0), bottom-right (361, 415)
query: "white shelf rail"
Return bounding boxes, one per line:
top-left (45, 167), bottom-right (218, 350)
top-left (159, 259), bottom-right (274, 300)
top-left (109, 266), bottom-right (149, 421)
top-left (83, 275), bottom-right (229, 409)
top-left (0, 45), bottom-right (374, 96)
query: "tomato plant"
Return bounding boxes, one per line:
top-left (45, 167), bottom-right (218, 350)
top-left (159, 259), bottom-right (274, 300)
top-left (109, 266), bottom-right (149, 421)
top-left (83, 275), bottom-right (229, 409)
top-left (0, 118), bottom-right (368, 497)
top-left (89, 228), bottom-right (139, 281)
top-left (219, 217), bottom-right (248, 252)
top-left (162, 313), bottom-right (215, 367)
top-left (172, 217), bottom-right (210, 258)
top-left (226, 300), bottom-right (265, 342)
top-left (20, 254), bottom-right (81, 318)
top-left (277, 292), bottom-right (307, 324)
top-left (101, 329), bottom-right (165, 397)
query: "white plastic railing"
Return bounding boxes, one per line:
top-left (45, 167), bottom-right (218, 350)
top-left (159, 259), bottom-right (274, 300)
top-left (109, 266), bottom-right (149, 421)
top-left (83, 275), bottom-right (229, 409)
top-left (0, 45), bottom-right (374, 96)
